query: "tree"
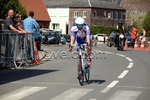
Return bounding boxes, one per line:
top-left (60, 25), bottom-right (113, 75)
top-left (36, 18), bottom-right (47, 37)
top-left (0, 0), bottom-right (26, 19)
top-left (142, 10), bottom-right (150, 37)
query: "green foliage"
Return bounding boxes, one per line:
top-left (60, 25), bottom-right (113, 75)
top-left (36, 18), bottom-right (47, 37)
top-left (0, 0), bottom-right (26, 19)
top-left (142, 10), bottom-right (150, 37)
top-left (90, 25), bottom-right (115, 35)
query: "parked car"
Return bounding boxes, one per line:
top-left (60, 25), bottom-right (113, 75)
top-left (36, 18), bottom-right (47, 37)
top-left (47, 31), bottom-right (61, 44)
top-left (125, 31), bottom-right (132, 46)
top-left (64, 34), bottom-right (70, 43)
top-left (106, 31), bottom-right (116, 47)
top-left (56, 31), bottom-right (66, 44)
top-left (39, 28), bottom-right (49, 34)
top-left (34, 31), bottom-right (42, 50)
top-left (94, 34), bottom-right (108, 42)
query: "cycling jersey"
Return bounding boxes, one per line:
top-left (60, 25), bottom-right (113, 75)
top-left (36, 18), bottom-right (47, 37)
top-left (70, 24), bottom-right (91, 44)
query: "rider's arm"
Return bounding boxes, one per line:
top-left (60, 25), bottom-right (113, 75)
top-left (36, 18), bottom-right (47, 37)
top-left (85, 25), bottom-right (91, 46)
top-left (70, 27), bottom-right (76, 46)
top-left (70, 36), bottom-right (75, 46)
top-left (86, 35), bottom-right (90, 46)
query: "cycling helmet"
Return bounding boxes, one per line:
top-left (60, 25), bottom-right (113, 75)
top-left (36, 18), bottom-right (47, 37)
top-left (75, 17), bottom-right (85, 25)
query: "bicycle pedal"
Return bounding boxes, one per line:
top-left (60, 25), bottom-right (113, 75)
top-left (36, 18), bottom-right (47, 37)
top-left (77, 75), bottom-right (82, 79)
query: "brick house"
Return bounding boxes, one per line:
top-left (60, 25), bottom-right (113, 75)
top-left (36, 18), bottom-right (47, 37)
top-left (19, 0), bottom-right (50, 28)
top-left (45, 0), bottom-right (125, 34)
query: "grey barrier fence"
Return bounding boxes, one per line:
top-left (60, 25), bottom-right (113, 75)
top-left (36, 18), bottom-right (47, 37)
top-left (0, 30), bottom-right (34, 68)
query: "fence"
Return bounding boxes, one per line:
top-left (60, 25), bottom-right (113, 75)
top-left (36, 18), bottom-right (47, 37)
top-left (0, 30), bottom-right (34, 69)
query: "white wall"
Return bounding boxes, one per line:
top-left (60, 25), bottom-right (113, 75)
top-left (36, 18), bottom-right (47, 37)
top-left (47, 8), bottom-right (69, 35)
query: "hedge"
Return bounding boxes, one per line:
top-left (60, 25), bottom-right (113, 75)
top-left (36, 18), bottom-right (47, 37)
top-left (90, 25), bottom-right (115, 36)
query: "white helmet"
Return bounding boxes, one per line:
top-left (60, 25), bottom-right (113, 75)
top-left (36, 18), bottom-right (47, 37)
top-left (75, 17), bottom-right (85, 24)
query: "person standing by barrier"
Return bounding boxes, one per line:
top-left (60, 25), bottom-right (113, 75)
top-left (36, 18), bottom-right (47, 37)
top-left (131, 25), bottom-right (138, 48)
top-left (139, 27), bottom-right (146, 43)
top-left (23, 11), bottom-right (39, 35)
top-left (4, 9), bottom-right (22, 33)
top-left (23, 11), bottom-right (39, 61)
top-left (15, 14), bottom-right (27, 33)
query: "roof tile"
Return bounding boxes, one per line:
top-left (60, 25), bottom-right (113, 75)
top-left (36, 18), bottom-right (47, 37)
top-left (19, 0), bottom-right (50, 21)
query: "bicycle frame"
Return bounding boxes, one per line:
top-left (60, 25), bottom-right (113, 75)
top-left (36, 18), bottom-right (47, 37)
top-left (69, 43), bottom-right (90, 86)
top-left (76, 43), bottom-right (90, 85)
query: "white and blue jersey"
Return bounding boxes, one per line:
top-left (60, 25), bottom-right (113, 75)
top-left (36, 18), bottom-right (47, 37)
top-left (70, 24), bottom-right (91, 44)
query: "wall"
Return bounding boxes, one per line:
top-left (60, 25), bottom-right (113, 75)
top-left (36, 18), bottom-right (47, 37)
top-left (47, 8), bottom-right (69, 35)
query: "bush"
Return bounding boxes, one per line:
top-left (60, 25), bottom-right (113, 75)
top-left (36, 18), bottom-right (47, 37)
top-left (0, 0), bottom-right (26, 19)
top-left (142, 10), bottom-right (150, 37)
top-left (90, 25), bottom-right (115, 35)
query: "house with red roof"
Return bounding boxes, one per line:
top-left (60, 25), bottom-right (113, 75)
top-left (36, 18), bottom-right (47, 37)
top-left (19, 0), bottom-right (50, 28)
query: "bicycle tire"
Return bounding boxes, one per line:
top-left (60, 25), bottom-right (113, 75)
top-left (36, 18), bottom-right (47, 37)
top-left (78, 70), bottom-right (84, 86)
top-left (85, 66), bottom-right (90, 82)
top-left (77, 55), bottom-right (84, 86)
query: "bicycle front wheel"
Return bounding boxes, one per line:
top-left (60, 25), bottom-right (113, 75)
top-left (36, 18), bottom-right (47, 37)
top-left (77, 55), bottom-right (84, 86)
top-left (78, 70), bottom-right (84, 86)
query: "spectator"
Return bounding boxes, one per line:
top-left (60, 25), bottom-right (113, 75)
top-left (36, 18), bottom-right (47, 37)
top-left (15, 14), bottom-right (27, 33)
top-left (23, 11), bottom-right (39, 36)
top-left (4, 9), bottom-right (22, 33)
top-left (139, 27), bottom-right (146, 42)
top-left (94, 36), bottom-right (98, 46)
top-left (131, 25), bottom-right (138, 48)
top-left (103, 34), bottom-right (106, 44)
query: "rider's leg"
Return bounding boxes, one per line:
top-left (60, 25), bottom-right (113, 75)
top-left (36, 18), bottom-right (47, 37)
top-left (87, 42), bottom-right (92, 65)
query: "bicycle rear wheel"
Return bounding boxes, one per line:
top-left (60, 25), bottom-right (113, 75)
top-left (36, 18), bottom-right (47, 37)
top-left (85, 66), bottom-right (90, 82)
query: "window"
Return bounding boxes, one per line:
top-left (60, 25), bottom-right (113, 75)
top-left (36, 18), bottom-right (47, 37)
top-left (111, 12), bottom-right (113, 20)
top-left (52, 23), bottom-right (59, 30)
top-left (94, 10), bottom-right (97, 18)
top-left (113, 11), bottom-right (116, 19)
top-left (120, 13), bottom-right (123, 20)
top-left (115, 12), bottom-right (118, 20)
top-left (74, 11), bottom-right (78, 18)
top-left (82, 10), bottom-right (87, 18)
top-left (104, 11), bottom-right (107, 19)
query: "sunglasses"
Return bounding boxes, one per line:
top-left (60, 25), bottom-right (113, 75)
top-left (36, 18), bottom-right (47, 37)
top-left (17, 16), bottom-right (22, 18)
top-left (76, 24), bottom-right (84, 27)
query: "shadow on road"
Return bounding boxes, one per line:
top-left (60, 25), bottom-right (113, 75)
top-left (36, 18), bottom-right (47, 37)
top-left (0, 69), bottom-right (58, 85)
top-left (88, 79), bottom-right (106, 84)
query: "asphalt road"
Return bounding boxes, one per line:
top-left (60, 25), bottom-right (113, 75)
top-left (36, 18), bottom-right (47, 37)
top-left (0, 43), bottom-right (150, 100)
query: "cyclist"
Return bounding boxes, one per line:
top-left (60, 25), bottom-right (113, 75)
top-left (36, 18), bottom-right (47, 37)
top-left (68, 17), bottom-right (92, 78)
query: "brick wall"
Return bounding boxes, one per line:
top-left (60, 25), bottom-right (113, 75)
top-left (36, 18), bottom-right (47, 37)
top-left (69, 8), bottom-right (125, 33)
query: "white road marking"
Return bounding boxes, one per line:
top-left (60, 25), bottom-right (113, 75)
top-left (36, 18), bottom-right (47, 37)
top-left (90, 99), bottom-right (97, 100)
top-left (108, 90), bottom-right (141, 100)
top-left (118, 70), bottom-right (129, 79)
top-left (126, 57), bottom-right (133, 62)
top-left (50, 88), bottom-right (93, 100)
top-left (127, 62), bottom-right (134, 68)
top-left (101, 80), bottom-right (119, 93)
top-left (103, 51), bottom-right (114, 54)
top-left (116, 54), bottom-right (126, 57)
top-left (0, 86), bottom-right (46, 100)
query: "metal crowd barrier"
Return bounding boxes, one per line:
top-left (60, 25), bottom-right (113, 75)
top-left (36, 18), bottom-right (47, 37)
top-left (0, 30), bottom-right (34, 68)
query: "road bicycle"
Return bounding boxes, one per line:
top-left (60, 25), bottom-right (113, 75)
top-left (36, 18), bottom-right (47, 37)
top-left (69, 43), bottom-right (91, 86)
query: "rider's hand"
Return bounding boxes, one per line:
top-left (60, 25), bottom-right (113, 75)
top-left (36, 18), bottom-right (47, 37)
top-left (86, 45), bottom-right (91, 51)
top-left (68, 47), bottom-right (72, 52)
top-left (68, 45), bottom-right (73, 52)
